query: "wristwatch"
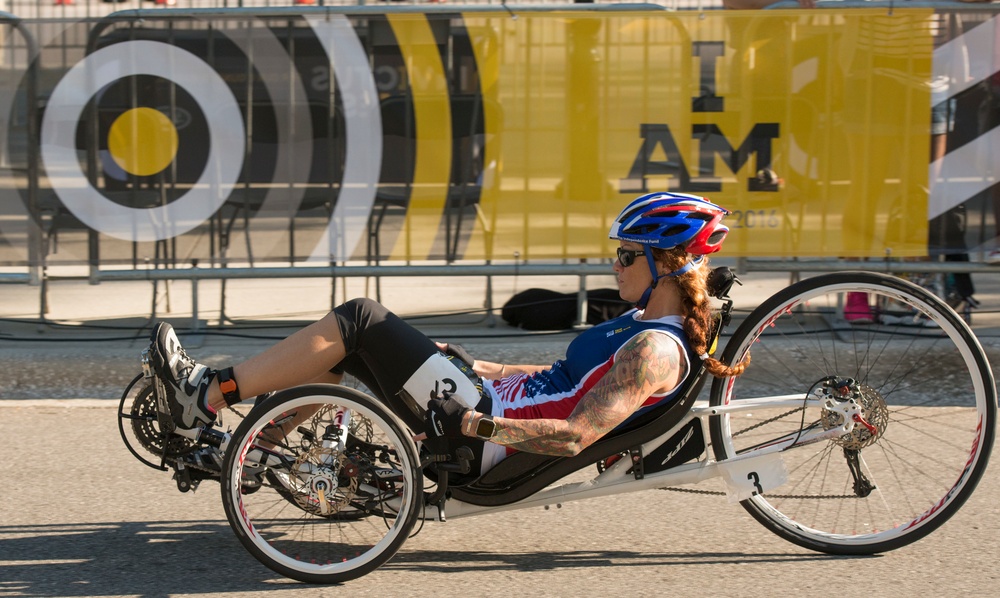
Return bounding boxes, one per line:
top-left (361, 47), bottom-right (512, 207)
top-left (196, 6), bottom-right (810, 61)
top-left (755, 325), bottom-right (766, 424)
top-left (474, 414), bottom-right (498, 440)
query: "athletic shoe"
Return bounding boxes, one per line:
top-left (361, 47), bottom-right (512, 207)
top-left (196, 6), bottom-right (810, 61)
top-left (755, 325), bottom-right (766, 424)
top-left (149, 322), bottom-right (217, 429)
top-left (986, 250), bottom-right (1000, 265)
top-left (844, 292), bottom-right (874, 324)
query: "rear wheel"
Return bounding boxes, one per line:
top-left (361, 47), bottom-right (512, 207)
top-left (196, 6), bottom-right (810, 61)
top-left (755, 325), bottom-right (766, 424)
top-left (709, 272), bottom-right (995, 554)
top-left (221, 384), bottom-right (423, 583)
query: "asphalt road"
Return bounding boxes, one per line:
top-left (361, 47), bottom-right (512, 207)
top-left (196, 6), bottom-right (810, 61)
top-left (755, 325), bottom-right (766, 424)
top-left (1, 333), bottom-right (999, 597)
top-left (1, 402), bottom-right (998, 597)
top-left (3, 293), bottom-right (1000, 598)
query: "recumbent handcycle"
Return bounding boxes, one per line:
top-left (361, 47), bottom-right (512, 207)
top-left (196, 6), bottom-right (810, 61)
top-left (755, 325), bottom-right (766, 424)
top-left (118, 268), bottom-right (996, 584)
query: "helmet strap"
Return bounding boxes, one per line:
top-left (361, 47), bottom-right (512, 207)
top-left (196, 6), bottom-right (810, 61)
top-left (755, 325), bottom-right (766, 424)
top-left (665, 255), bottom-right (704, 279)
top-left (644, 250), bottom-right (661, 289)
top-left (635, 254), bottom-right (705, 310)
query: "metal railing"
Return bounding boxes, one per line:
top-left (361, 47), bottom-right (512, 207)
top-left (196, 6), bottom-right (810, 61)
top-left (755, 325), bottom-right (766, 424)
top-left (20, 257), bottom-right (995, 328)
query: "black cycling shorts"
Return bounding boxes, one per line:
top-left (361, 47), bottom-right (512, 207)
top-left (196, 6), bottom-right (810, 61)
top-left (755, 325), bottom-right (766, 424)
top-left (330, 298), bottom-right (490, 435)
top-left (331, 299), bottom-right (437, 391)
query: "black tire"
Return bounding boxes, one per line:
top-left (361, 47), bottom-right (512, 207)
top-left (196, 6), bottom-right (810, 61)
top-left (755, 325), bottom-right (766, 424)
top-left (709, 272), bottom-right (995, 554)
top-left (221, 384), bottom-right (423, 583)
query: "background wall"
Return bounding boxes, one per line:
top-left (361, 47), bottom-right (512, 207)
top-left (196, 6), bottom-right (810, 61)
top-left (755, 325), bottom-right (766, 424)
top-left (0, 3), bottom-right (997, 276)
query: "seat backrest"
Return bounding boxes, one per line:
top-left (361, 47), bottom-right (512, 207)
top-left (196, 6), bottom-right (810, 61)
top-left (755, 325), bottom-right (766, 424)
top-left (449, 360), bottom-right (711, 507)
top-left (449, 278), bottom-right (735, 507)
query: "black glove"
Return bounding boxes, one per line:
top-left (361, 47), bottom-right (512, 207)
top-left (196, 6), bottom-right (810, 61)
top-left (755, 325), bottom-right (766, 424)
top-left (442, 343), bottom-right (474, 366)
top-left (425, 393), bottom-right (470, 439)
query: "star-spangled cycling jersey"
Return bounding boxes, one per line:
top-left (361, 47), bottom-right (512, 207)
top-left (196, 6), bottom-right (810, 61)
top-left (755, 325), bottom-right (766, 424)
top-left (480, 309), bottom-right (693, 470)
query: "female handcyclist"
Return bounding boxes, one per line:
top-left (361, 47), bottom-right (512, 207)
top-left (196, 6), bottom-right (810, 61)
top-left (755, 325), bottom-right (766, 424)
top-left (149, 192), bottom-right (749, 475)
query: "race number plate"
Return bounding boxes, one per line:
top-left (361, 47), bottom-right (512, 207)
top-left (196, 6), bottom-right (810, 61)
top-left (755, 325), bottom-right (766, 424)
top-left (718, 452), bottom-right (788, 503)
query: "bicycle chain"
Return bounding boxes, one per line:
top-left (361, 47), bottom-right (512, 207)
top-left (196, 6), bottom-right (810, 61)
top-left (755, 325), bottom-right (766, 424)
top-left (657, 486), bottom-right (861, 499)
top-left (144, 379), bottom-right (851, 495)
top-left (673, 403), bottom-right (859, 500)
top-left (730, 405), bottom-right (806, 437)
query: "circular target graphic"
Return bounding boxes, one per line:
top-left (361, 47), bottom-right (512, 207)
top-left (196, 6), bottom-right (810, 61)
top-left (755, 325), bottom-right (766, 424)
top-left (40, 40), bottom-right (245, 242)
top-left (107, 107), bottom-right (179, 177)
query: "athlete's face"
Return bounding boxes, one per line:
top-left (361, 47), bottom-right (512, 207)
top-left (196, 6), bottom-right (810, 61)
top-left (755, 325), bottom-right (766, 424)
top-left (614, 241), bottom-right (653, 302)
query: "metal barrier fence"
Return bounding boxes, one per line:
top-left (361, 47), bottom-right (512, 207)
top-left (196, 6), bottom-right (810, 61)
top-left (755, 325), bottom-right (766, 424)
top-left (24, 257), bottom-right (999, 328)
top-left (1, 2), bottom-right (999, 324)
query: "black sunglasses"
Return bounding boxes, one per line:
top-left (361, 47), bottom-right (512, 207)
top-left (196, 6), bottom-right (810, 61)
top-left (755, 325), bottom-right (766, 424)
top-left (616, 247), bottom-right (645, 268)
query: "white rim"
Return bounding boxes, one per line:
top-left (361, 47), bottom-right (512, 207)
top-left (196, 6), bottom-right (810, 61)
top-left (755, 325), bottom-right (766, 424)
top-left (229, 394), bottom-right (415, 574)
top-left (722, 280), bottom-right (989, 546)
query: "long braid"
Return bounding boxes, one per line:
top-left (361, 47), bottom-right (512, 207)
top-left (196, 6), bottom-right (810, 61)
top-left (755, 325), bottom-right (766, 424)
top-left (655, 248), bottom-right (750, 378)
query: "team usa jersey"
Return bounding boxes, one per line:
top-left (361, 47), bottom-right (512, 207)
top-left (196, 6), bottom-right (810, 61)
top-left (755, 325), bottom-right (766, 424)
top-left (480, 309), bottom-right (694, 470)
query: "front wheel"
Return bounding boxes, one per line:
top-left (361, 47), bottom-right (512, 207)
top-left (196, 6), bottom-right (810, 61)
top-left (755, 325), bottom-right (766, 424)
top-left (709, 272), bottom-right (995, 554)
top-left (221, 384), bottom-right (423, 583)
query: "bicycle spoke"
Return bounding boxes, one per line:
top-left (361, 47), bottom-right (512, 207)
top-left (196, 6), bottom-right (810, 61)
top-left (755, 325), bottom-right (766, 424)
top-left (710, 273), bottom-right (994, 554)
top-left (221, 387), bottom-right (422, 583)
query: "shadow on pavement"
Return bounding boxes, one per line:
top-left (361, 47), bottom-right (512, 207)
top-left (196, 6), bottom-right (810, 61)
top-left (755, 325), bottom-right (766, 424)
top-left (0, 520), bottom-right (875, 594)
top-left (0, 520), bottom-right (293, 595)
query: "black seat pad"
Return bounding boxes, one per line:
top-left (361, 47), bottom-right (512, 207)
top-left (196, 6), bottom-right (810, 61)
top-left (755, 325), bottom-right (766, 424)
top-left (448, 366), bottom-right (709, 507)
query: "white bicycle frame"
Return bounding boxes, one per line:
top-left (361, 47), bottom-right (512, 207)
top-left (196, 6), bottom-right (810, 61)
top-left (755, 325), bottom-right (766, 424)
top-left (429, 393), bottom-right (867, 520)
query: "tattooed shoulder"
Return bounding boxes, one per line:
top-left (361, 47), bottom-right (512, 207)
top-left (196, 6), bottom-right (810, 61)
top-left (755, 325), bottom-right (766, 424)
top-left (615, 331), bottom-right (684, 391)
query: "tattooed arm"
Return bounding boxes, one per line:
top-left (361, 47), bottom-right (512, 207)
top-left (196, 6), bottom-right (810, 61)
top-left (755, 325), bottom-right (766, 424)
top-left (475, 331), bottom-right (686, 457)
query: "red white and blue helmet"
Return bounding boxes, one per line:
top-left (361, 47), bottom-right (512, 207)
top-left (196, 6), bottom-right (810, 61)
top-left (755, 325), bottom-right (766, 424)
top-left (609, 192), bottom-right (730, 255)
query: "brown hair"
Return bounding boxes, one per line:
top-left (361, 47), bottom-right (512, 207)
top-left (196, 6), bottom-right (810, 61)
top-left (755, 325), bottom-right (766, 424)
top-left (653, 247), bottom-right (750, 378)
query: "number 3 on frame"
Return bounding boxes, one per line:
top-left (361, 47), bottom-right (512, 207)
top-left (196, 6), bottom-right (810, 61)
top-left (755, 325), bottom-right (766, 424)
top-left (719, 453), bottom-right (788, 503)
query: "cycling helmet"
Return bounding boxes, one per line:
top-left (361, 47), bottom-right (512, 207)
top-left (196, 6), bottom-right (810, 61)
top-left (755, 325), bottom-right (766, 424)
top-left (610, 192), bottom-right (730, 309)
top-left (609, 192), bottom-right (730, 255)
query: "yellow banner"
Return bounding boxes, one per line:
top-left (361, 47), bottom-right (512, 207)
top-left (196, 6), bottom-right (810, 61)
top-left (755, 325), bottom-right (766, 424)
top-left (14, 10), bottom-right (947, 267)
top-left (463, 10), bottom-right (933, 260)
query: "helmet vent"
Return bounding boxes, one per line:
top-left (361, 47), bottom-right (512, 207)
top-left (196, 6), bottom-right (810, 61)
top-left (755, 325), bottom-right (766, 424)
top-left (707, 230), bottom-right (727, 244)
top-left (618, 206), bottom-right (647, 223)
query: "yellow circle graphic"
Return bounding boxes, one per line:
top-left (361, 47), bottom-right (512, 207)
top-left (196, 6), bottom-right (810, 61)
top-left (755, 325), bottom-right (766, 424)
top-left (107, 107), bottom-right (179, 176)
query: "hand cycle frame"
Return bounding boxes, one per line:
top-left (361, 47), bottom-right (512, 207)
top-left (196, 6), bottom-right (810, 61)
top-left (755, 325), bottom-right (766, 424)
top-left (440, 391), bottom-right (873, 520)
top-left (117, 270), bottom-right (997, 584)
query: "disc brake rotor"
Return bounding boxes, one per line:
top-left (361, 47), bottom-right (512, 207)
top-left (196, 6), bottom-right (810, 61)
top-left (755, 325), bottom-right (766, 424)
top-left (277, 406), bottom-right (369, 516)
top-left (288, 452), bottom-right (360, 517)
top-left (820, 380), bottom-right (889, 450)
